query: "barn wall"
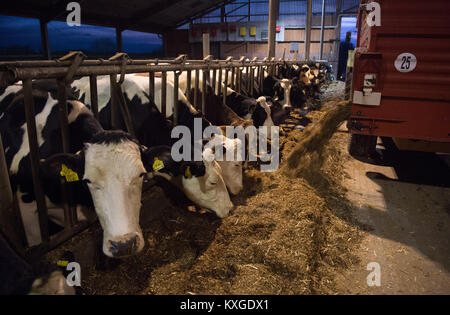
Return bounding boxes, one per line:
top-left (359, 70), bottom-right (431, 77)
top-left (217, 28), bottom-right (335, 61)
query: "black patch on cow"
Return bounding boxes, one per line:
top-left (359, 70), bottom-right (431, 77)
top-left (263, 76), bottom-right (285, 103)
top-left (68, 112), bottom-right (104, 151)
top-left (0, 82), bottom-right (103, 207)
top-left (180, 161), bottom-right (206, 178)
top-left (225, 92), bottom-right (268, 128)
top-left (290, 78), bottom-right (307, 108)
top-left (39, 152), bottom-right (93, 207)
top-left (141, 145), bottom-right (206, 178)
top-left (141, 145), bottom-right (178, 175)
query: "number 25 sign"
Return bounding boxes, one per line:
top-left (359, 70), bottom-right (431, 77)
top-left (394, 53), bottom-right (417, 73)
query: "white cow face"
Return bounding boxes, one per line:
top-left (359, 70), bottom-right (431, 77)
top-left (82, 135), bottom-right (146, 258)
top-left (257, 96), bottom-right (275, 127)
top-left (205, 135), bottom-right (244, 195)
top-left (279, 79), bottom-right (292, 110)
top-left (299, 65), bottom-right (314, 85)
top-left (181, 148), bottom-right (233, 218)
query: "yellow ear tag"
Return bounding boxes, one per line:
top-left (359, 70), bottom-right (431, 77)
top-left (152, 158), bottom-right (164, 171)
top-left (60, 164), bottom-right (79, 182)
top-left (184, 166), bottom-right (193, 179)
top-left (56, 260), bottom-right (69, 267)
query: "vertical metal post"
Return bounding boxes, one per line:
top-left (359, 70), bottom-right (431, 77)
top-left (217, 68), bottom-right (222, 96)
top-left (305, 0), bottom-right (313, 61)
top-left (221, 6), bottom-right (225, 23)
top-left (212, 69), bottom-right (217, 95)
top-left (23, 79), bottom-right (49, 243)
top-left (250, 66), bottom-right (255, 97)
top-left (319, 0), bottom-right (326, 60)
top-left (0, 135), bottom-right (12, 219)
top-left (202, 70), bottom-right (207, 114)
top-left (110, 75), bottom-right (120, 129)
top-left (223, 68), bottom-right (229, 105)
top-left (57, 78), bottom-right (76, 228)
top-left (39, 19), bottom-right (51, 60)
top-left (194, 69), bottom-right (199, 109)
top-left (256, 65), bottom-right (260, 87)
top-left (267, 0), bottom-right (279, 58)
top-left (173, 72), bottom-right (179, 126)
top-left (57, 79), bottom-right (70, 154)
top-left (246, 66), bottom-right (251, 93)
top-left (149, 72), bottom-right (155, 102)
top-left (0, 135), bottom-right (27, 253)
top-left (259, 65), bottom-right (264, 91)
top-left (202, 33), bottom-right (210, 59)
top-left (237, 67), bottom-right (242, 94)
top-left (161, 71), bottom-right (167, 117)
top-left (89, 76), bottom-right (99, 120)
top-left (116, 28), bottom-right (123, 52)
top-left (231, 67), bottom-right (235, 90)
top-left (186, 70), bottom-right (192, 102)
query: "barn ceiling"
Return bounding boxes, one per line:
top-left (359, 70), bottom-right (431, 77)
top-left (1, 0), bottom-right (233, 33)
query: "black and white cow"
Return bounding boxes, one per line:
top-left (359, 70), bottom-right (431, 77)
top-left (0, 81), bottom-right (154, 258)
top-left (165, 71), bottom-right (276, 130)
top-left (0, 232), bottom-right (75, 295)
top-left (71, 74), bottom-right (239, 213)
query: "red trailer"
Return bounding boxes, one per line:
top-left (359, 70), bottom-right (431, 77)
top-left (347, 0), bottom-right (450, 155)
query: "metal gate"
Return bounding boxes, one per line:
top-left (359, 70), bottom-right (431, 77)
top-left (0, 52), bottom-right (308, 260)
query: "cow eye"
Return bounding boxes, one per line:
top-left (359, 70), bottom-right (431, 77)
top-left (139, 172), bottom-right (147, 178)
top-left (209, 181), bottom-right (217, 186)
top-left (83, 178), bottom-right (91, 184)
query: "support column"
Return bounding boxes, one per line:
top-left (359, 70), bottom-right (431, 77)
top-left (304, 0), bottom-right (312, 61)
top-left (267, 0), bottom-right (279, 58)
top-left (202, 33), bottom-right (210, 58)
top-left (39, 19), bottom-right (51, 60)
top-left (116, 28), bottom-right (123, 52)
top-left (319, 0), bottom-right (326, 60)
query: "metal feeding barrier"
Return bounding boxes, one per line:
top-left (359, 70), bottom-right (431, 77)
top-left (0, 52), bottom-right (310, 260)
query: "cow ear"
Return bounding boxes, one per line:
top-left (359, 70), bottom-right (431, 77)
top-left (140, 146), bottom-right (153, 172)
top-left (140, 145), bottom-right (172, 173)
top-left (180, 161), bottom-right (206, 178)
top-left (39, 153), bottom-right (85, 183)
top-left (202, 148), bottom-right (216, 164)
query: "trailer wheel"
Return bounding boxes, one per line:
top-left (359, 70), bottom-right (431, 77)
top-left (348, 133), bottom-right (377, 157)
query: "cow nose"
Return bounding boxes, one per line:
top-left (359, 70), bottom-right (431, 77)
top-left (107, 234), bottom-right (139, 258)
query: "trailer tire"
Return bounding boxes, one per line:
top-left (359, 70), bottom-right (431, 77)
top-left (348, 133), bottom-right (377, 157)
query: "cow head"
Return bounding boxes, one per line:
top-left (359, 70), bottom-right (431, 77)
top-left (272, 78), bottom-right (293, 110)
top-left (299, 65), bottom-right (314, 85)
top-left (290, 78), bottom-right (308, 108)
top-left (40, 131), bottom-right (147, 258)
top-left (181, 148), bottom-right (233, 218)
top-left (141, 145), bottom-right (206, 180)
top-left (204, 135), bottom-right (243, 195)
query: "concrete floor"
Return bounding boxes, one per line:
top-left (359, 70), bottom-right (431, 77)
top-left (336, 133), bottom-right (450, 294)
